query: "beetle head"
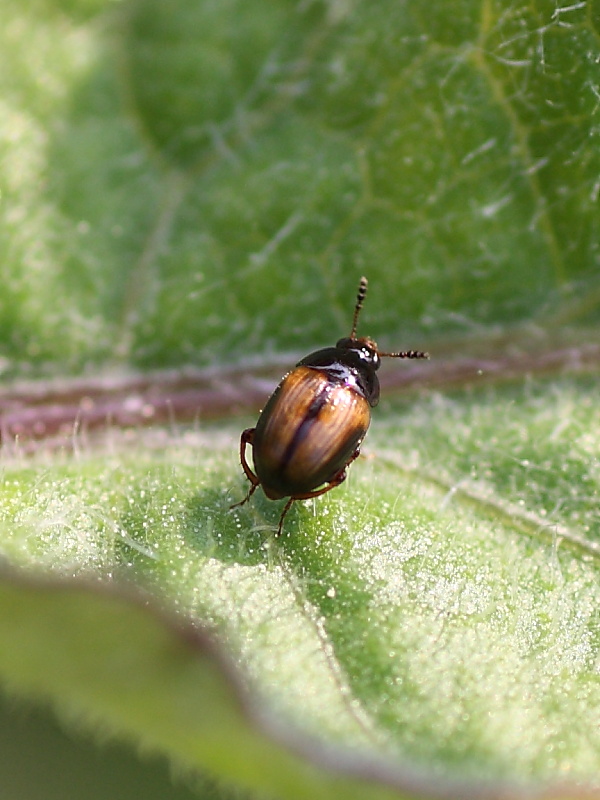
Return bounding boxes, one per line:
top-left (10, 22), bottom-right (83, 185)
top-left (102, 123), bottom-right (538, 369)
top-left (335, 336), bottom-right (381, 371)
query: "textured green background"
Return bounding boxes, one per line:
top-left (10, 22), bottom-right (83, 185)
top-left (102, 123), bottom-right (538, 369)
top-left (1, 0), bottom-right (599, 373)
top-left (1, 0), bottom-right (599, 798)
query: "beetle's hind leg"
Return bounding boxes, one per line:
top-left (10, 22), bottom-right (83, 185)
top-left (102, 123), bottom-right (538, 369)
top-left (275, 462), bottom-right (355, 536)
top-left (230, 428), bottom-right (260, 509)
top-left (276, 497), bottom-right (295, 537)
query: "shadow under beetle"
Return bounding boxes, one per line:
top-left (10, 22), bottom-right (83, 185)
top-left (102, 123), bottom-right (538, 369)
top-left (231, 277), bottom-right (429, 536)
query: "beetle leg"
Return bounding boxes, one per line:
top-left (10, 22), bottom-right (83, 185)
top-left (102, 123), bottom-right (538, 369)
top-left (230, 482), bottom-right (258, 510)
top-left (305, 467), bottom-right (349, 499)
top-left (288, 463), bottom-right (351, 504)
top-left (274, 468), bottom-right (349, 537)
top-left (230, 428), bottom-right (260, 509)
top-left (276, 497), bottom-right (295, 537)
top-left (239, 428), bottom-right (258, 484)
top-left (348, 445), bottom-right (362, 467)
top-left (273, 446), bottom-right (365, 536)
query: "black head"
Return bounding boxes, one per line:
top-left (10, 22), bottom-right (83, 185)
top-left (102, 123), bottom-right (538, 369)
top-left (335, 336), bottom-right (381, 371)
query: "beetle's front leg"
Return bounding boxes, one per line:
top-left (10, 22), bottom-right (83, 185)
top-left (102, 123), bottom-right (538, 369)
top-left (230, 428), bottom-right (260, 509)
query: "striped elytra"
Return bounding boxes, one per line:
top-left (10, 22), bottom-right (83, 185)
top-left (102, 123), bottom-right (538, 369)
top-left (230, 277), bottom-right (429, 536)
top-left (253, 366), bottom-right (371, 500)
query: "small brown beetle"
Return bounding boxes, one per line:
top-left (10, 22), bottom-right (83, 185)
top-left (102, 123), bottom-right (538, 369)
top-left (231, 277), bottom-right (429, 535)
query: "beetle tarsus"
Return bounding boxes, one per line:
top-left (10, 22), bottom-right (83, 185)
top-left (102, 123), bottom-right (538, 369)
top-left (276, 497), bottom-right (295, 537)
top-left (230, 482), bottom-right (258, 510)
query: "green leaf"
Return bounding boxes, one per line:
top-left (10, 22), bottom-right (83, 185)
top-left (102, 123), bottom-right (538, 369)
top-left (1, 0), bottom-right (600, 797)
top-left (0, 691), bottom-right (207, 800)
top-left (1, 377), bottom-right (600, 798)
top-left (1, 0), bottom-right (599, 373)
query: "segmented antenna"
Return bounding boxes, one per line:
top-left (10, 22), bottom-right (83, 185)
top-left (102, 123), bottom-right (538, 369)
top-left (350, 276), bottom-right (368, 339)
top-left (378, 349), bottom-right (430, 359)
top-left (351, 275), bottom-right (429, 359)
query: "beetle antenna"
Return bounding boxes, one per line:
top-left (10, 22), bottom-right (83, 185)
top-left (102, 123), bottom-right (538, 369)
top-left (378, 349), bottom-right (430, 359)
top-left (350, 276), bottom-right (368, 340)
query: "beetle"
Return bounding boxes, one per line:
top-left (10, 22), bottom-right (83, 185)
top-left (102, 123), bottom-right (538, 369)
top-left (230, 277), bottom-right (429, 536)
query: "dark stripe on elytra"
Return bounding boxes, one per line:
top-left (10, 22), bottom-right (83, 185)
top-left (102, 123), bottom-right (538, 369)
top-left (280, 382), bottom-right (331, 470)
